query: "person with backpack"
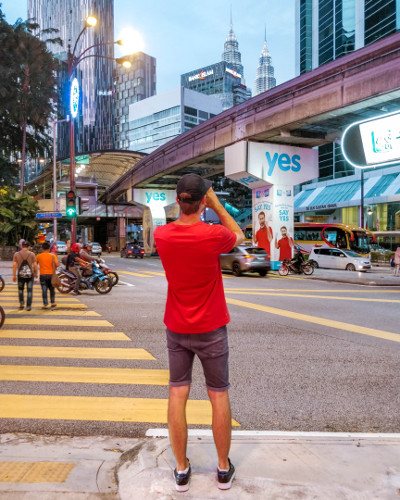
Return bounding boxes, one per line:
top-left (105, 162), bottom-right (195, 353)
top-left (36, 241), bottom-right (59, 309)
top-left (12, 240), bottom-right (38, 311)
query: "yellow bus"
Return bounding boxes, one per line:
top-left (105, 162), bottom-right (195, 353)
top-left (243, 222), bottom-right (373, 257)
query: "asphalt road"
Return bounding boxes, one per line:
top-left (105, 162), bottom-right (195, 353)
top-left (0, 254), bottom-right (399, 437)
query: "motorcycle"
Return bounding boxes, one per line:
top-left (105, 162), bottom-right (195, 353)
top-left (93, 258), bottom-right (118, 286)
top-left (0, 305), bottom-right (4, 329)
top-left (278, 259), bottom-right (314, 276)
top-left (0, 273), bottom-right (4, 292)
top-left (56, 261), bottom-right (113, 294)
top-left (106, 244), bottom-right (112, 254)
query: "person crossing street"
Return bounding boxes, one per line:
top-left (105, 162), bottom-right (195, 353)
top-left (12, 240), bottom-right (38, 311)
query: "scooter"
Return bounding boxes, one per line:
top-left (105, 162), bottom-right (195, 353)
top-left (0, 274), bottom-right (4, 292)
top-left (56, 261), bottom-right (112, 294)
top-left (93, 258), bottom-right (118, 286)
top-left (278, 259), bottom-right (314, 276)
top-left (106, 244), bottom-right (112, 253)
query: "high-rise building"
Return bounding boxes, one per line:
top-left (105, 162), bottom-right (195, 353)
top-left (114, 52), bottom-right (156, 150)
top-left (296, 0), bottom-right (399, 76)
top-left (128, 87), bottom-right (222, 154)
top-left (294, 0), bottom-right (400, 231)
top-left (28, 0), bottom-right (115, 157)
top-left (253, 30), bottom-right (276, 96)
top-left (181, 21), bottom-right (251, 110)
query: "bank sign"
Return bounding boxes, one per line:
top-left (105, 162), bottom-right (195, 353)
top-left (225, 141), bottom-right (318, 187)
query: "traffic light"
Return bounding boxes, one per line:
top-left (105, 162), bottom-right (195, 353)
top-left (77, 197), bottom-right (90, 215)
top-left (66, 190), bottom-right (77, 218)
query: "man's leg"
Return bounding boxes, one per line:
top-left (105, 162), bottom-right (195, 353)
top-left (168, 385), bottom-right (190, 471)
top-left (17, 279), bottom-right (25, 307)
top-left (207, 389), bottom-right (231, 471)
top-left (26, 278), bottom-right (33, 308)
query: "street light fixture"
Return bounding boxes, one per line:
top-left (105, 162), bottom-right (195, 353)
top-left (67, 16), bottom-right (138, 243)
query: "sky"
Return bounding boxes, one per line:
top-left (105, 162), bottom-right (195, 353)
top-left (1, 0), bottom-right (296, 94)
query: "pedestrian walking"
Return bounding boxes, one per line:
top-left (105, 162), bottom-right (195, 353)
top-left (12, 240), bottom-right (38, 311)
top-left (154, 174), bottom-right (244, 492)
top-left (36, 241), bottom-right (58, 309)
top-left (393, 247), bottom-right (400, 277)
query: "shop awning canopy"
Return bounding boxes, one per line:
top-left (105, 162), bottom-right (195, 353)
top-left (295, 171), bottom-right (400, 212)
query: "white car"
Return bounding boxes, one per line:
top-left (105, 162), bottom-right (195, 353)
top-left (90, 242), bottom-right (102, 256)
top-left (309, 247), bottom-right (371, 272)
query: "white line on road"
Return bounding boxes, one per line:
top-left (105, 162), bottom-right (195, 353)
top-left (118, 281), bottom-right (135, 287)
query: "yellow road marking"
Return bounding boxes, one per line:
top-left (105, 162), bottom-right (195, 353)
top-left (3, 309), bottom-right (98, 316)
top-left (0, 394), bottom-right (240, 426)
top-left (0, 365), bottom-right (168, 385)
top-left (224, 288), bottom-right (400, 293)
top-left (225, 291), bottom-right (400, 303)
top-left (4, 318), bottom-right (113, 327)
top-left (0, 295), bottom-right (80, 301)
top-left (2, 303), bottom-right (88, 310)
top-left (0, 330), bottom-right (130, 341)
top-left (132, 270), bottom-right (166, 277)
top-left (0, 461), bottom-right (75, 483)
top-left (117, 271), bottom-right (153, 278)
top-left (226, 297), bottom-right (400, 343)
top-left (0, 345), bottom-right (155, 360)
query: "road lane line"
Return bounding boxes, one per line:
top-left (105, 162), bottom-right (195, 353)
top-left (0, 295), bottom-right (80, 301)
top-left (0, 345), bottom-right (155, 360)
top-left (3, 309), bottom-right (98, 316)
top-left (226, 297), bottom-right (400, 343)
top-left (133, 270), bottom-right (166, 277)
top-left (0, 330), bottom-right (130, 341)
top-left (117, 271), bottom-right (153, 278)
top-left (224, 288), bottom-right (400, 293)
top-left (0, 365), bottom-right (169, 385)
top-left (0, 394), bottom-right (240, 426)
top-left (4, 318), bottom-right (114, 327)
top-left (225, 291), bottom-right (400, 303)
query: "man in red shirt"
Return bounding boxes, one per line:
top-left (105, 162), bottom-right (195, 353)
top-left (275, 226), bottom-right (294, 261)
top-left (253, 211), bottom-right (273, 256)
top-left (154, 174), bottom-right (243, 492)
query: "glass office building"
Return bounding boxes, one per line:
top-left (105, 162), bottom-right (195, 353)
top-left (28, 0), bottom-right (115, 156)
top-left (128, 88), bottom-right (222, 154)
top-left (114, 52), bottom-right (156, 150)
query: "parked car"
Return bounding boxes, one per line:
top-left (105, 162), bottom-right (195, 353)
top-left (56, 241), bottom-right (67, 254)
top-left (309, 247), bottom-right (371, 271)
top-left (120, 242), bottom-right (145, 259)
top-left (220, 246), bottom-right (270, 277)
top-left (90, 242), bottom-right (102, 256)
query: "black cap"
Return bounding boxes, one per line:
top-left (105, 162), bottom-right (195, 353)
top-left (176, 174), bottom-right (212, 203)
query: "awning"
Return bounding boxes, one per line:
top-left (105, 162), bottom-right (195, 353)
top-left (295, 171), bottom-right (400, 212)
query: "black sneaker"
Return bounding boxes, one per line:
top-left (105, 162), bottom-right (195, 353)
top-left (217, 458), bottom-right (235, 490)
top-left (173, 460), bottom-right (191, 492)
top-left (19, 305), bottom-right (24, 310)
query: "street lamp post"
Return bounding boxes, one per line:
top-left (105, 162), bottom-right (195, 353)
top-left (67, 16), bottom-right (134, 244)
top-left (53, 117), bottom-right (69, 241)
top-left (360, 169), bottom-right (364, 228)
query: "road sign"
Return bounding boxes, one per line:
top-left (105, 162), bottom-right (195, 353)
top-left (36, 212), bottom-right (63, 218)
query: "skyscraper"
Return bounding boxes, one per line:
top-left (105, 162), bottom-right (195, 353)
top-left (114, 52), bottom-right (156, 150)
top-left (28, 0), bottom-right (115, 156)
top-left (181, 19), bottom-right (251, 110)
top-left (253, 29), bottom-right (276, 96)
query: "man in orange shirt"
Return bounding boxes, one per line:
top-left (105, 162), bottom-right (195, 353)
top-left (253, 211), bottom-right (273, 256)
top-left (275, 226), bottom-right (294, 261)
top-left (36, 242), bottom-right (59, 309)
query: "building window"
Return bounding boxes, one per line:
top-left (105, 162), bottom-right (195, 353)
top-left (184, 106), bottom-right (197, 117)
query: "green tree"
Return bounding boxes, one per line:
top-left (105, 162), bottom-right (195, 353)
top-left (0, 6), bottom-right (61, 191)
top-left (0, 187), bottom-right (40, 246)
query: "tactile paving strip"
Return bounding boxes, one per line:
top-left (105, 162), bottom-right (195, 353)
top-left (0, 461), bottom-right (75, 482)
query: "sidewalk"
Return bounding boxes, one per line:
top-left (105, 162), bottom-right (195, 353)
top-left (1, 431), bottom-right (400, 499)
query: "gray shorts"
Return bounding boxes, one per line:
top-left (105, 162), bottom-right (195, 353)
top-left (166, 325), bottom-right (230, 392)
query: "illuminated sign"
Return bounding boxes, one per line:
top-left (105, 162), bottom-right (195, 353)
top-left (342, 110), bottom-right (400, 168)
top-left (226, 67), bottom-right (241, 79)
top-left (98, 90), bottom-right (113, 96)
top-left (188, 69), bottom-right (214, 82)
top-left (70, 78), bottom-right (79, 118)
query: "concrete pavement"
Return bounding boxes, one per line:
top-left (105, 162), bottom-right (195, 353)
top-left (1, 431), bottom-right (400, 499)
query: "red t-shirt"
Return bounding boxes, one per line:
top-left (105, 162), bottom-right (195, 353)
top-left (277, 237), bottom-right (293, 260)
top-left (255, 227), bottom-right (273, 256)
top-left (154, 221), bottom-right (237, 334)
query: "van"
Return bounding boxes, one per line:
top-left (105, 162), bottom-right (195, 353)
top-left (310, 247), bottom-right (371, 272)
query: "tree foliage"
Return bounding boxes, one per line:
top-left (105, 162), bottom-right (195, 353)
top-left (0, 187), bottom-right (40, 246)
top-left (0, 6), bottom-right (61, 188)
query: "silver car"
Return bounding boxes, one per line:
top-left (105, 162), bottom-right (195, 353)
top-left (56, 241), bottom-right (67, 254)
top-left (220, 245), bottom-right (270, 277)
top-left (90, 242), bottom-right (102, 256)
top-left (309, 247), bottom-right (371, 272)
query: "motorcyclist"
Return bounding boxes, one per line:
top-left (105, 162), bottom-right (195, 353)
top-left (66, 243), bottom-right (87, 295)
top-left (79, 243), bottom-right (97, 276)
top-left (291, 246), bottom-right (304, 273)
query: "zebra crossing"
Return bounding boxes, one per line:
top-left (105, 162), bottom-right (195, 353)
top-left (0, 286), bottom-right (240, 428)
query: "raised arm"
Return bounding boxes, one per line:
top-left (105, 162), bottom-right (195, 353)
top-left (205, 188), bottom-right (244, 247)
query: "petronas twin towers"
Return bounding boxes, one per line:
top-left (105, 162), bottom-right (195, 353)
top-left (223, 20), bottom-right (276, 97)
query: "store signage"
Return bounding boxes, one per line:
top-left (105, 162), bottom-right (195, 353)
top-left (342, 110), bottom-right (400, 168)
top-left (98, 89), bottom-right (113, 96)
top-left (188, 69), bottom-right (214, 82)
top-left (70, 78), bottom-right (79, 118)
top-left (133, 189), bottom-right (176, 207)
top-left (226, 67), bottom-right (241, 79)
